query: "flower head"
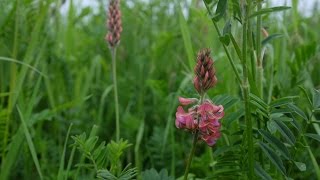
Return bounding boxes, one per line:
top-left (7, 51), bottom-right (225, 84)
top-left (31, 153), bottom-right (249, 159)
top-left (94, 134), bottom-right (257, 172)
top-left (193, 49), bottom-right (217, 94)
top-left (105, 0), bottom-right (122, 48)
top-left (175, 99), bottom-right (224, 146)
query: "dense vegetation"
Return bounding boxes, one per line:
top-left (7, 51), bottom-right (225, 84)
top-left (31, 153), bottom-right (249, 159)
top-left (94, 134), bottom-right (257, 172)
top-left (0, 0), bottom-right (319, 179)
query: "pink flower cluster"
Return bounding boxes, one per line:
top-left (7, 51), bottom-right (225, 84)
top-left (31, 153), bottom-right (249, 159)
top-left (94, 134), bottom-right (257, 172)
top-left (175, 97), bottom-right (224, 146)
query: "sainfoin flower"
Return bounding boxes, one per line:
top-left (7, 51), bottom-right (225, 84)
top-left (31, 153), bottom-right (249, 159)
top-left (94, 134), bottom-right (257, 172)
top-left (175, 98), bottom-right (224, 146)
top-left (175, 48), bottom-right (224, 146)
top-left (193, 49), bottom-right (217, 94)
top-left (105, 0), bottom-right (122, 48)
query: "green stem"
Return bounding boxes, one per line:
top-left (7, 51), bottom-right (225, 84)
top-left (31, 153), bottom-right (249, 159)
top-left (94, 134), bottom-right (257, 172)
top-left (183, 130), bottom-right (199, 180)
top-left (183, 95), bottom-right (204, 180)
top-left (202, 1), bottom-right (242, 86)
top-left (242, 2), bottom-right (254, 179)
top-left (256, 0), bottom-right (263, 98)
top-left (111, 48), bottom-right (120, 142)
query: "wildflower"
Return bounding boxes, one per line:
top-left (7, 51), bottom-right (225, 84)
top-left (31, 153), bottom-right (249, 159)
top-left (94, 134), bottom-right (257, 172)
top-left (175, 99), bottom-right (224, 146)
top-left (106, 0), bottom-right (122, 48)
top-left (193, 49), bottom-right (217, 94)
top-left (175, 48), bottom-right (224, 146)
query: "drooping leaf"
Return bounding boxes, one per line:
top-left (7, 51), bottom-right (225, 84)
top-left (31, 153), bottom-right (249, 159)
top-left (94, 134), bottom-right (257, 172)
top-left (250, 93), bottom-right (268, 110)
top-left (259, 129), bottom-right (290, 160)
top-left (269, 96), bottom-right (299, 108)
top-left (254, 162), bottom-right (273, 180)
top-left (258, 142), bottom-right (286, 176)
top-left (262, 34), bottom-right (283, 46)
top-left (305, 133), bottom-right (320, 143)
top-left (250, 6), bottom-right (291, 18)
top-left (273, 118), bottom-right (296, 145)
top-left (287, 104), bottom-right (308, 121)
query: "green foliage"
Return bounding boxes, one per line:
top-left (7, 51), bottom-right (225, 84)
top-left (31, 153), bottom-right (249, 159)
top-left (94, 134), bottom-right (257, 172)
top-left (142, 168), bottom-right (174, 180)
top-left (72, 133), bottom-right (136, 179)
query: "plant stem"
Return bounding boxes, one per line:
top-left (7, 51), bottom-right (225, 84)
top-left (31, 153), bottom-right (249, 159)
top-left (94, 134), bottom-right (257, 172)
top-left (202, 1), bottom-right (242, 86)
top-left (256, 0), bottom-right (263, 98)
top-left (183, 95), bottom-right (204, 180)
top-left (111, 47), bottom-right (120, 142)
top-left (183, 130), bottom-right (199, 180)
top-left (242, 1), bottom-right (254, 179)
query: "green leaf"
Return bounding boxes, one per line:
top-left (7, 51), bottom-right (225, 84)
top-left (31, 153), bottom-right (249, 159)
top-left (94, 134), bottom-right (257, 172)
top-left (267, 120), bottom-right (277, 134)
top-left (230, 34), bottom-right (242, 60)
top-left (250, 6), bottom-right (291, 18)
top-left (298, 86), bottom-right (313, 108)
top-left (212, 94), bottom-right (239, 110)
top-left (223, 20), bottom-right (232, 35)
top-left (58, 123), bottom-right (73, 180)
top-left (258, 142), bottom-right (286, 176)
top-left (262, 34), bottom-right (283, 46)
top-left (259, 129), bottom-right (290, 160)
top-left (294, 162), bottom-right (306, 171)
top-left (142, 168), bottom-right (174, 180)
top-left (212, 0), bottom-right (228, 22)
top-left (219, 35), bottom-right (230, 45)
top-left (250, 93), bottom-right (269, 110)
top-left (287, 104), bottom-right (308, 121)
top-left (305, 133), bottom-right (320, 143)
top-left (254, 162), bottom-right (273, 180)
top-left (313, 89), bottom-right (320, 108)
top-left (178, 5), bottom-right (194, 71)
top-left (269, 96), bottom-right (299, 108)
top-left (17, 106), bottom-right (44, 180)
top-left (273, 118), bottom-right (296, 145)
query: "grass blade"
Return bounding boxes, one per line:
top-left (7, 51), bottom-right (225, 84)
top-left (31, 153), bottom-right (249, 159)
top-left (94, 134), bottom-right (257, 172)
top-left (58, 123), bottom-right (73, 180)
top-left (17, 106), bottom-right (43, 180)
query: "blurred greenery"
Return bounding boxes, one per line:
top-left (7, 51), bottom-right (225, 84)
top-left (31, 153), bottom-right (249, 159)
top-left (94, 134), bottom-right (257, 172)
top-left (0, 0), bottom-right (319, 179)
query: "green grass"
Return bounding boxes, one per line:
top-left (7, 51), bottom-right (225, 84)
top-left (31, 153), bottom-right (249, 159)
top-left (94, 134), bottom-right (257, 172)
top-left (0, 0), bottom-right (319, 179)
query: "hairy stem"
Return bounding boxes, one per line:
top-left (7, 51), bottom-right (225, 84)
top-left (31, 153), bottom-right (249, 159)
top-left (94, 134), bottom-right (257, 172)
top-left (111, 48), bottom-right (120, 142)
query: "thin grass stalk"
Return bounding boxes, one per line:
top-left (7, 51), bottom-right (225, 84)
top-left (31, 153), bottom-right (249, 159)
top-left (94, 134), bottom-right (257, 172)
top-left (241, 1), bottom-right (254, 178)
top-left (2, 0), bottom-right (20, 159)
top-left (111, 48), bottom-right (120, 142)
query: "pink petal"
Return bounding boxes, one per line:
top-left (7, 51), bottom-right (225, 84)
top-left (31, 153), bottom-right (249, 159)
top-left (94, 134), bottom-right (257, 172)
top-left (178, 97), bottom-right (197, 106)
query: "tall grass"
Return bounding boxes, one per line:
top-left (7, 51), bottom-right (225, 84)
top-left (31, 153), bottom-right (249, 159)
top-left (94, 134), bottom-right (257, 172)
top-left (0, 0), bottom-right (319, 179)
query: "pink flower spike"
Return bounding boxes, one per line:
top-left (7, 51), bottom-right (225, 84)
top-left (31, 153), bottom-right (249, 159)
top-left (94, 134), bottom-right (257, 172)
top-left (178, 97), bottom-right (198, 106)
